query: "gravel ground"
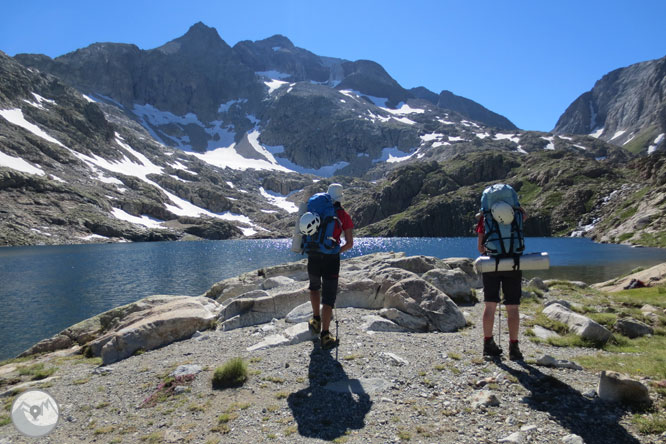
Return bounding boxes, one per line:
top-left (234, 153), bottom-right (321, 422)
top-left (1, 300), bottom-right (663, 444)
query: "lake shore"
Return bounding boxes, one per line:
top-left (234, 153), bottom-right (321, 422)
top-left (1, 253), bottom-right (665, 443)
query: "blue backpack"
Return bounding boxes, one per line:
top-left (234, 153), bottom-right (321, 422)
top-left (481, 184), bottom-right (525, 260)
top-left (303, 193), bottom-right (342, 255)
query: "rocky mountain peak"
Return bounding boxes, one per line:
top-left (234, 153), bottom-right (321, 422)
top-left (257, 34), bottom-right (296, 50)
top-left (437, 90), bottom-right (517, 130)
top-left (155, 21), bottom-right (231, 56)
top-left (553, 55), bottom-right (666, 154)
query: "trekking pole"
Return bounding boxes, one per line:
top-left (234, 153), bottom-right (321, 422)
top-left (335, 305), bottom-right (339, 362)
top-left (498, 299), bottom-right (502, 351)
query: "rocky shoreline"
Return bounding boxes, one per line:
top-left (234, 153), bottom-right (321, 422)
top-left (1, 253), bottom-right (665, 443)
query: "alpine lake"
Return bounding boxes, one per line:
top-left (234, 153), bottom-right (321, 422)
top-left (2, 237), bottom-right (666, 361)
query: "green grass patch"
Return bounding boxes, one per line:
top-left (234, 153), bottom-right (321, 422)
top-left (617, 232), bottom-right (635, 243)
top-left (212, 358), bottom-right (248, 389)
top-left (637, 231), bottom-right (666, 249)
top-left (17, 363), bottom-right (57, 381)
top-left (587, 312), bottom-right (618, 329)
top-left (618, 206), bottom-right (638, 222)
top-left (524, 311), bottom-right (570, 335)
top-left (0, 414), bottom-right (11, 427)
top-left (140, 432), bottom-right (164, 443)
top-left (631, 413), bottom-right (666, 435)
top-left (518, 181), bottom-right (542, 204)
top-left (613, 286), bottom-right (666, 309)
top-left (576, 334), bottom-right (666, 379)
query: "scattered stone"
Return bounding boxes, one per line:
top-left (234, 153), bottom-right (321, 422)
top-left (470, 390), bottom-right (500, 408)
top-left (641, 304), bottom-right (660, 314)
top-left (380, 352), bottom-right (409, 366)
top-left (532, 325), bottom-right (560, 340)
top-left (520, 425), bottom-right (537, 432)
top-left (361, 315), bottom-right (410, 333)
top-left (614, 318), bottom-right (654, 338)
top-left (499, 431), bottom-right (524, 443)
top-left (544, 299), bottom-right (572, 309)
top-left (93, 366), bottom-right (113, 375)
top-left (527, 277), bottom-right (549, 291)
top-left (173, 386), bottom-right (187, 395)
top-left (598, 370), bottom-right (650, 405)
top-left (170, 364), bottom-right (202, 378)
top-left (561, 434), bottom-right (585, 444)
top-left (284, 323), bottom-right (316, 344)
top-left (536, 355), bottom-right (583, 370)
top-left (246, 334), bottom-right (290, 351)
top-left (542, 303), bottom-right (611, 343)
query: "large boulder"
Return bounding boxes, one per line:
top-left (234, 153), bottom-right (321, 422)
top-left (613, 318), bottom-right (654, 338)
top-left (542, 303), bottom-right (612, 343)
top-left (383, 278), bottom-right (466, 332)
top-left (219, 288), bottom-right (309, 330)
top-left (88, 296), bottom-right (220, 365)
top-left (422, 268), bottom-right (478, 304)
top-left (20, 295), bottom-right (187, 357)
top-left (598, 371), bottom-right (650, 405)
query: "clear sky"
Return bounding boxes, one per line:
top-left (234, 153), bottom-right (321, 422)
top-left (2, 0), bottom-right (665, 132)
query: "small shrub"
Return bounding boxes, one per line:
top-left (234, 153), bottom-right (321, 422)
top-left (18, 363), bottom-right (57, 381)
top-left (212, 358), bottom-right (248, 389)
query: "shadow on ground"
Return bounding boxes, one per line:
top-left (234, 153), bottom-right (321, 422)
top-left (497, 360), bottom-right (642, 444)
top-left (287, 344), bottom-right (372, 441)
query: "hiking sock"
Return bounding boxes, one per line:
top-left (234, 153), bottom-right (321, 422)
top-left (320, 330), bottom-right (329, 337)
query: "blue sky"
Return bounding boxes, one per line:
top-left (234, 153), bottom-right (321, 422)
top-left (2, 0), bottom-right (665, 132)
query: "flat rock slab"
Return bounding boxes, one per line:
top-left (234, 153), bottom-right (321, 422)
top-left (323, 377), bottom-right (390, 394)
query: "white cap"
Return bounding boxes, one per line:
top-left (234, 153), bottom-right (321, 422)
top-left (328, 183), bottom-right (343, 202)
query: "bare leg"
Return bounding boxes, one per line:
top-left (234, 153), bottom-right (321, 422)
top-left (310, 290), bottom-right (320, 317)
top-left (483, 302), bottom-right (497, 338)
top-left (506, 305), bottom-right (520, 341)
top-left (321, 304), bottom-right (333, 332)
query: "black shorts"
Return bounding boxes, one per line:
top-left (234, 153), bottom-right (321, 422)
top-left (482, 270), bottom-right (522, 305)
top-left (307, 253), bottom-right (340, 307)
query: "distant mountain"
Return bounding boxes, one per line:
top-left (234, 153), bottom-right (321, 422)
top-left (3, 22), bottom-right (665, 248)
top-left (553, 55), bottom-right (666, 154)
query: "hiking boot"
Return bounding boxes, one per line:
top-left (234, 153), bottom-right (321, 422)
top-left (483, 337), bottom-right (503, 358)
top-left (308, 317), bottom-right (321, 334)
top-left (320, 331), bottom-right (338, 350)
top-left (509, 341), bottom-right (524, 361)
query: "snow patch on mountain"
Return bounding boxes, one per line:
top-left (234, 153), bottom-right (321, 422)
top-left (373, 147), bottom-right (417, 164)
top-left (259, 187), bottom-right (298, 213)
top-left (111, 208), bottom-right (164, 229)
top-left (218, 99), bottom-right (247, 113)
top-left (541, 136), bottom-right (555, 150)
top-left (493, 133), bottom-right (520, 144)
top-left (0, 149), bottom-right (46, 176)
top-left (0, 108), bottom-right (66, 147)
top-left (648, 133), bottom-right (665, 154)
top-left (339, 90), bottom-right (388, 107)
top-left (265, 79), bottom-right (289, 94)
top-left (382, 103), bottom-right (425, 115)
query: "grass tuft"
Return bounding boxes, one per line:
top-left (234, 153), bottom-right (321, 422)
top-left (212, 358), bottom-right (248, 389)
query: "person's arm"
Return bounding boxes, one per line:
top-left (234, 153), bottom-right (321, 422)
top-left (340, 228), bottom-right (353, 253)
top-left (477, 231), bottom-right (485, 255)
top-left (519, 206), bottom-right (528, 221)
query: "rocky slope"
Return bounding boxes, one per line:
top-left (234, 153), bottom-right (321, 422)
top-left (1, 253), bottom-right (664, 443)
top-left (553, 55), bottom-right (666, 155)
top-left (2, 22), bottom-right (666, 247)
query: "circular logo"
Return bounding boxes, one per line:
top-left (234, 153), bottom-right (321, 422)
top-left (11, 389), bottom-right (59, 437)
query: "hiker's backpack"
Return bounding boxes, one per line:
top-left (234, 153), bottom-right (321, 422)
top-left (481, 184), bottom-right (525, 259)
top-left (303, 193), bottom-right (342, 255)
